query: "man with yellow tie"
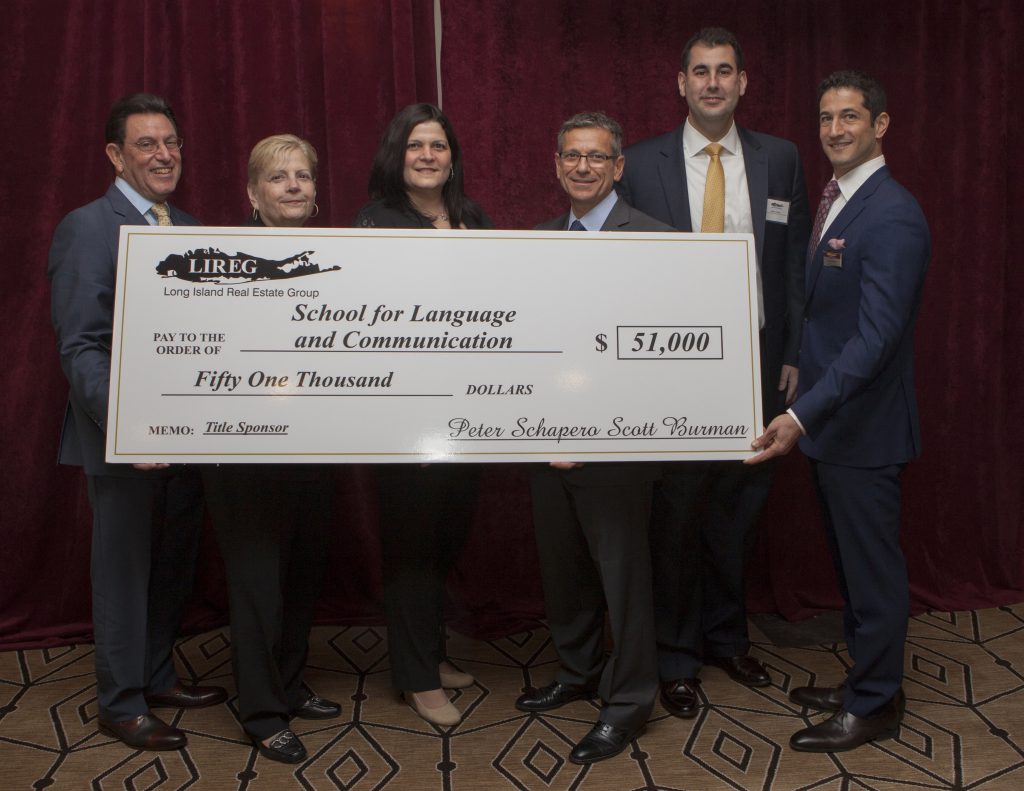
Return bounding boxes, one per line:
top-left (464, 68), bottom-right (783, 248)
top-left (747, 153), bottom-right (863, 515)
top-left (48, 93), bottom-right (223, 752)
top-left (618, 27), bottom-right (810, 718)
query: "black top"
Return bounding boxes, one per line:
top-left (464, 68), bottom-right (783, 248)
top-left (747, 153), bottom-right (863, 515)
top-left (353, 198), bottom-right (493, 230)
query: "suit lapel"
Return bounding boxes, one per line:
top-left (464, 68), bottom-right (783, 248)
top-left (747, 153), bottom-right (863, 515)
top-left (600, 197), bottom-right (630, 231)
top-left (738, 127), bottom-right (767, 262)
top-left (104, 183), bottom-right (146, 224)
top-left (805, 167), bottom-right (889, 301)
top-left (657, 126), bottom-right (693, 231)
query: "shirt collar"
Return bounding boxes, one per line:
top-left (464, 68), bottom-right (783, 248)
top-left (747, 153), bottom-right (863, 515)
top-left (683, 118), bottom-right (740, 158)
top-left (569, 190), bottom-right (619, 230)
top-left (114, 176), bottom-right (161, 220)
top-left (835, 155), bottom-right (886, 201)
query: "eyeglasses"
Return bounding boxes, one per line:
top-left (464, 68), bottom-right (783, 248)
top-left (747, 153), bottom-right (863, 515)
top-left (557, 150), bottom-right (617, 166)
top-left (127, 137), bottom-right (184, 154)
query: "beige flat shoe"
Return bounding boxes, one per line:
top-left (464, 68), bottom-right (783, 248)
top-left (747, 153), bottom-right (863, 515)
top-left (405, 691), bottom-right (462, 727)
top-left (439, 662), bottom-right (475, 689)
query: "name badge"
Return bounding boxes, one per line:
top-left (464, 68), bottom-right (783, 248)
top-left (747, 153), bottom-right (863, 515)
top-left (765, 198), bottom-right (790, 224)
top-left (823, 249), bottom-right (843, 268)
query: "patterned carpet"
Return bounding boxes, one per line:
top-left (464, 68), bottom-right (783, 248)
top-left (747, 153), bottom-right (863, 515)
top-left (3, 605), bottom-right (1024, 790)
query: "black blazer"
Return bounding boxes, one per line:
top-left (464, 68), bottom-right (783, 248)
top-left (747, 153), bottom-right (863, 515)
top-left (618, 124), bottom-right (810, 416)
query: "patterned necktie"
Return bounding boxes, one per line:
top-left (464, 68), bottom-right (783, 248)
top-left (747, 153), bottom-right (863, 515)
top-left (151, 202), bottom-right (173, 226)
top-left (808, 179), bottom-right (840, 257)
top-left (701, 143), bottom-right (725, 232)
top-left (569, 219), bottom-right (586, 231)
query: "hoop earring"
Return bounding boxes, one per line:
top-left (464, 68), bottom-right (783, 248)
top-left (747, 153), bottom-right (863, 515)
top-left (252, 207), bottom-right (259, 221)
top-left (311, 203), bottom-right (320, 218)
top-left (447, 168), bottom-right (454, 183)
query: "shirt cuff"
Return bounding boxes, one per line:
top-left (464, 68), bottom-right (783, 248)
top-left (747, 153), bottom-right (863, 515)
top-left (786, 408), bottom-right (807, 436)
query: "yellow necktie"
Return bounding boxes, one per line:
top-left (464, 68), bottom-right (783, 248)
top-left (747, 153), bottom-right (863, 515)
top-left (151, 202), bottom-right (173, 226)
top-left (701, 143), bottom-right (725, 233)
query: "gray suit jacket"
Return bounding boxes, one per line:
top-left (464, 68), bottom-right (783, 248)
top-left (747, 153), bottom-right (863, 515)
top-left (48, 184), bottom-right (200, 476)
top-left (535, 194), bottom-right (674, 234)
top-left (534, 196), bottom-right (671, 485)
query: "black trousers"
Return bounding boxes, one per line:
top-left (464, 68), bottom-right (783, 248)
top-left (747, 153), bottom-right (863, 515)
top-left (377, 464), bottom-right (479, 692)
top-left (529, 465), bottom-right (658, 730)
top-left (86, 467), bottom-right (204, 721)
top-left (203, 465), bottom-right (331, 739)
top-left (649, 459), bottom-right (775, 680)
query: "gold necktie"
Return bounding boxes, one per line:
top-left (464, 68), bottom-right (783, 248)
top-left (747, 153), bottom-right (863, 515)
top-left (151, 202), bottom-right (173, 226)
top-left (701, 143), bottom-right (725, 233)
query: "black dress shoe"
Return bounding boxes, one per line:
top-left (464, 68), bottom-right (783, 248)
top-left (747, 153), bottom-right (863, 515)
top-left (569, 721), bottom-right (642, 764)
top-left (789, 684), bottom-right (844, 712)
top-left (790, 695), bottom-right (903, 753)
top-left (515, 681), bottom-right (596, 712)
top-left (254, 728), bottom-right (307, 764)
top-left (291, 694), bottom-right (341, 720)
top-left (145, 683), bottom-right (228, 709)
top-left (705, 655), bottom-right (771, 687)
top-left (659, 678), bottom-right (700, 719)
top-left (98, 713), bottom-right (187, 750)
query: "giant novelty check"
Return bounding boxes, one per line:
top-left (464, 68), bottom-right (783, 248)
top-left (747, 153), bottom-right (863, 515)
top-left (106, 227), bottom-right (763, 463)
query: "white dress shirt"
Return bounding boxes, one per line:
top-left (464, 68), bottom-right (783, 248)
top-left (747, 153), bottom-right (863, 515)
top-left (819, 155), bottom-right (887, 240)
top-left (682, 119), bottom-right (763, 326)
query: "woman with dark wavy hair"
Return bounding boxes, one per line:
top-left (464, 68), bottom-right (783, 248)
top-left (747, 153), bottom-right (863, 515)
top-left (355, 104), bottom-right (491, 727)
top-left (355, 102), bottom-right (489, 230)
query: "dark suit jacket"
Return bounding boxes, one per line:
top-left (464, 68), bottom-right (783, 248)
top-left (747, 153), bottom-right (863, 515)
top-left (533, 197), bottom-right (670, 486)
top-left (793, 166), bottom-right (930, 468)
top-left (48, 184), bottom-right (200, 477)
top-left (618, 124), bottom-right (810, 416)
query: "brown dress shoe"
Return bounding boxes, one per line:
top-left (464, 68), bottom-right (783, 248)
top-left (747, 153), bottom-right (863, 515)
top-left (789, 684), bottom-right (844, 712)
top-left (790, 691), bottom-right (904, 752)
top-left (659, 678), bottom-right (701, 718)
top-left (98, 713), bottom-right (187, 750)
top-left (705, 655), bottom-right (771, 687)
top-left (145, 683), bottom-right (228, 709)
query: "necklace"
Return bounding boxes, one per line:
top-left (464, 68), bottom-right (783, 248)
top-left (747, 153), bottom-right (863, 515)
top-left (410, 199), bottom-right (448, 223)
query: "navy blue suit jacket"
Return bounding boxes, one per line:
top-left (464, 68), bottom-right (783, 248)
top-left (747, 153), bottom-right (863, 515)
top-left (618, 124), bottom-right (810, 417)
top-left (48, 184), bottom-right (200, 476)
top-left (793, 166), bottom-right (930, 467)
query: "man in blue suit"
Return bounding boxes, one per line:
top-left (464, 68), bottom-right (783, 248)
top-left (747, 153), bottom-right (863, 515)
top-left (618, 27), bottom-right (810, 718)
top-left (48, 93), bottom-right (225, 751)
top-left (748, 70), bottom-right (930, 752)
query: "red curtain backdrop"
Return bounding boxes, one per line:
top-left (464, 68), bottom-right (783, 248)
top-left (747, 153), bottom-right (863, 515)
top-left (1, 0), bottom-right (1020, 649)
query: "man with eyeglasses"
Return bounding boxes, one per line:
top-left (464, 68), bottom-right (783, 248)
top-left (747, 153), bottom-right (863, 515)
top-left (617, 27), bottom-right (811, 718)
top-left (515, 112), bottom-right (671, 765)
top-left (48, 93), bottom-right (224, 752)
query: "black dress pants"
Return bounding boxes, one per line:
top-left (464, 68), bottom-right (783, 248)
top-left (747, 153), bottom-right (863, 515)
top-left (203, 465), bottom-right (331, 740)
top-left (377, 464), bottom-right (479, 692)
top-left (649, 459), bottom-right (774, 680)
top-left (529, 465), bottom-right (658, 730)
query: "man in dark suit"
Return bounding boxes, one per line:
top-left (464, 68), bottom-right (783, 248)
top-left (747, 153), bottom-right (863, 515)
top-left (748, 70), bottom-right (930, 752)
top-left (617, 27), bottom-right (810, 717)
top-left (48, 93), bottom-right (225, 751)
top-left (515, 112), bottom-right (670, 765)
